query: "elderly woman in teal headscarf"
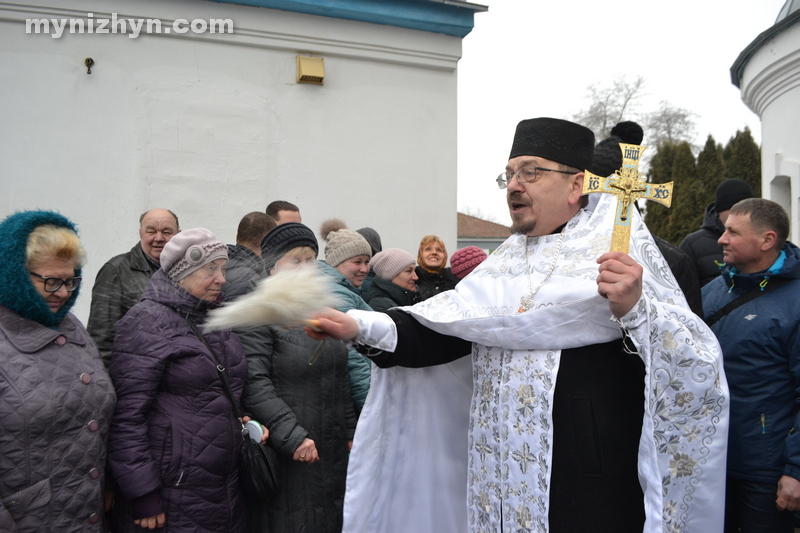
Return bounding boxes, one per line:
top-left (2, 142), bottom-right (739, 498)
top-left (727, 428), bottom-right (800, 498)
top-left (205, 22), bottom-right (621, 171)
top-left (0, 210), bottom-right (116, 532)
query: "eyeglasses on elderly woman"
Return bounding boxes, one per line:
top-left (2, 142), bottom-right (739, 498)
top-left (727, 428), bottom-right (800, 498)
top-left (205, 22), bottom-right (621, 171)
top-left (29, 271), bottom-right (82, 292)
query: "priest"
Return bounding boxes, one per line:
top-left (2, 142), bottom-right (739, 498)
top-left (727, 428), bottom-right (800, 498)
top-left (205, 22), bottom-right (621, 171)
top-left (309, 118), bottom-right (728, 533)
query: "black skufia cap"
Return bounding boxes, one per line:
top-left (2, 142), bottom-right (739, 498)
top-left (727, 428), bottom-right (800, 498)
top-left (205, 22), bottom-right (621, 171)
top-left (509, 117), bottom-right (595, 171)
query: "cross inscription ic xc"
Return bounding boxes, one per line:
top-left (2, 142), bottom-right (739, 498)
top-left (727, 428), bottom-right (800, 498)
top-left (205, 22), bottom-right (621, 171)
top-left (581, 143), bottom-right (674, 254)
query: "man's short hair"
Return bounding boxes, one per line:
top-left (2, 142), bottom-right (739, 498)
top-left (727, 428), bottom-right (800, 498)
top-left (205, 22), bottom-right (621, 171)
top-left (730, 198), bottom-right (789, 249)
top-left (139, 209), bottom-right (180, 230)
top-left (237, 212), bottom-right (277, 248)
top-left (266, 201), bottom-right (299, 219)
top-left (558, 163), bottom-right (589, 209)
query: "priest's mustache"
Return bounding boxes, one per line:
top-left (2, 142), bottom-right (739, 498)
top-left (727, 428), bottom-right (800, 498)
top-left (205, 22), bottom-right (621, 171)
top-left (508, 192), bottom-right (530, 207)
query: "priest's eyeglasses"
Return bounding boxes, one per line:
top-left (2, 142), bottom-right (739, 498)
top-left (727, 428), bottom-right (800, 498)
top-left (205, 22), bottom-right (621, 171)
top-left (496, 166), bottom-right (579, 189)
top-left (29, 271), bottom-right (82, 292)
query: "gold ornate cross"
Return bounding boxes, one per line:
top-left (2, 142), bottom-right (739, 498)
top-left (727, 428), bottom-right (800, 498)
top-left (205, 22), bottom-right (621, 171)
top-left (581, 143), bottom-right (674, 253)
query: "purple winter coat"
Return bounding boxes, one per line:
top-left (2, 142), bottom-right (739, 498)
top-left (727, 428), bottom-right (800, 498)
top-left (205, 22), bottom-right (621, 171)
top-left (107, 269), bottom-right (248, 533)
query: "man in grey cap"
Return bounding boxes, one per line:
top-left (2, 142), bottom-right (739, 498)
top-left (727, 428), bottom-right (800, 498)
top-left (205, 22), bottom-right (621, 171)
top-left (311, 118), bottom-right (728, 533)
top-left (679, 178), bottom-right (755, 286)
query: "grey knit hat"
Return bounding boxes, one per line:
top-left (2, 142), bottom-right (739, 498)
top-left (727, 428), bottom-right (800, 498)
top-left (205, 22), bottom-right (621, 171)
top-left (160, 228), bottom-right (228, 281)
top-left (324, 228), bottom-right (372, 267)
top-left (371, 248), bottom-right (416, 281)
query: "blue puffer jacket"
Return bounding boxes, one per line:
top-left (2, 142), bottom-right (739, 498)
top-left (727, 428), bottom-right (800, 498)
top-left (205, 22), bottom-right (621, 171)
top-left (107, 269), bottom-right (248, 533)
top-left (702, 241), bottom-right (800, 483)
top-left (317, 261), bottom-right (372, 417)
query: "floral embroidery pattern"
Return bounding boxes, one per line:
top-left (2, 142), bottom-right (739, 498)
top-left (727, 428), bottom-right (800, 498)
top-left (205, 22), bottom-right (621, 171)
top-left (412, 194), bottom-right (728, 532)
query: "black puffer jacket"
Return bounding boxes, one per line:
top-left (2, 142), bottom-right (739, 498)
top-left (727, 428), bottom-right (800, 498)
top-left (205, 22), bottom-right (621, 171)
top-left (414, 267), bottom-right (459, 301)
top-left (678, 203), bottom-right (725, 287)
top-left (364, 276), bottom-right (418, 312)
top-left (653, 236), bottom-right (703, 316)
top-left (240, 325), bottom-right (356, 533)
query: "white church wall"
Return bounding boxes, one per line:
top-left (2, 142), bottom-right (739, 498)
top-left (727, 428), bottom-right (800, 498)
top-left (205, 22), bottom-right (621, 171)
top-left (737, 19), bottom-right (800, 242)
top-left (0, 0), bottom-right (462, 323)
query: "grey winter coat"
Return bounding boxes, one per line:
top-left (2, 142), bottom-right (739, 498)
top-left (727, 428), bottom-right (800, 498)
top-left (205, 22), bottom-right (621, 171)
top-left (107, 269), bottom-right (248, 533)
top-left (88, 243), bottom-right (159, 366)
top-left (0, 307), bottom-right (116, 532)
top-left (240, 325), bottom-right (356, 532)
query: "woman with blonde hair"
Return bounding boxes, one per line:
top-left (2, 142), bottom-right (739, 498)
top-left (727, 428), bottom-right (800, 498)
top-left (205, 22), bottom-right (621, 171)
top-left (0, 211), bottom-right (116, 532)
top-left (414, 235), bottom-right (459, 301)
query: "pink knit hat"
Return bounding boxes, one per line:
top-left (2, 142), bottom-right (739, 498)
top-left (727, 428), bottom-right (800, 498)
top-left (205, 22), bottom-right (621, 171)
top-left (160, 228), bottom-right (227, 281)
top-left (371, 248), bottom-right (416, 281)
top-left (450, 246), bottom-right (487, 279)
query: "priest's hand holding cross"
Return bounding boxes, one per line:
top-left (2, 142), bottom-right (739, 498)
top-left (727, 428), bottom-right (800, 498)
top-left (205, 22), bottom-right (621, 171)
top-left (596, 251), bottom-right (644, 319)
top-left (583, 142), bottom-right (673, 318)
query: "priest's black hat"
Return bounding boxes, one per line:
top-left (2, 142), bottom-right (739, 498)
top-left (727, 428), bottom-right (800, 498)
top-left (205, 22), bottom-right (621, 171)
top-left (509, 117), bottom-right (595, 171)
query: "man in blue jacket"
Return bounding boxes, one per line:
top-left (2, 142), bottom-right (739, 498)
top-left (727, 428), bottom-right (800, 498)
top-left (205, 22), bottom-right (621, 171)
top-left (702, 198), bottom-right (800, 532)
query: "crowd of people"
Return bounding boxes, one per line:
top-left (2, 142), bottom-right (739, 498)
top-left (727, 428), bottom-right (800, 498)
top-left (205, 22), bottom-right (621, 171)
top-left (0, 120), bottom-right (795, 533)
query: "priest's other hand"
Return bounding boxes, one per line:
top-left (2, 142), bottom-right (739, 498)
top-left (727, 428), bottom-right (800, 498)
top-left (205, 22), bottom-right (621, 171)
top-left (776, 475), bottom-right (800, 511)
top-left (305, 308), bottom-right (359, 341)
top-left (596, 252), bottom-right (643, 319)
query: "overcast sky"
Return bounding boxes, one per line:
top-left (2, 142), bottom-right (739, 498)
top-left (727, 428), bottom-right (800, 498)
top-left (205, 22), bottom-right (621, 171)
top-left (456, 0), bottom-right (787, 224)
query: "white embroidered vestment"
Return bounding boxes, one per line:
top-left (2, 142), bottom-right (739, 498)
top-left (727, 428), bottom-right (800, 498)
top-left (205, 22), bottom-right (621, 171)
top-left (396, 194), bottom-right (729, 533)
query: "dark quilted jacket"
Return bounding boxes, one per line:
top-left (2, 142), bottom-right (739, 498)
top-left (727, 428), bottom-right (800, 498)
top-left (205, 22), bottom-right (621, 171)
top-left (107, 269), bottom-right (248, 533)
top-left (240, 325), bottom-right (356, 532)
top-left (0, 307), bottom-right (116, 532)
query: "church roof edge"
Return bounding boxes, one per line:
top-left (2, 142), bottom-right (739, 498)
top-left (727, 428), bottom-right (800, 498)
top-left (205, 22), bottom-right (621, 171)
top-left (209, 0), bottom-right (488, 38)
top-left (730, 9), bottom-right (800, 88)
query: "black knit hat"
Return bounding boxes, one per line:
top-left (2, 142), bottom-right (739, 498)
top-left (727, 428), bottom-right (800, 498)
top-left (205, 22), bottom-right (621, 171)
top-left (591, 121), bottom-right (644, 177)
top-left (509, 117), bottom-right (595, 170)
top-left (260, 222), bottom-right (318, 272)
top-left (715, 179), bottom-right (754, 213)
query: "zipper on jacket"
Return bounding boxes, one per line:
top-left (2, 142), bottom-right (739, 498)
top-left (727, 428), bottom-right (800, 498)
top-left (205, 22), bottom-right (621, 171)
top-left (761, 413), bottom-right (766, 434)
top-left (175, 470), bottom-right (184, 486)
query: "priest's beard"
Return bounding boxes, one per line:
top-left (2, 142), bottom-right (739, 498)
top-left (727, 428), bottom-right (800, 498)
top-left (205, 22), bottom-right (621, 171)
top-left (508, 192), bottom-right (536, 235)
top-left (510, 214), bottom-right (536, 235)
